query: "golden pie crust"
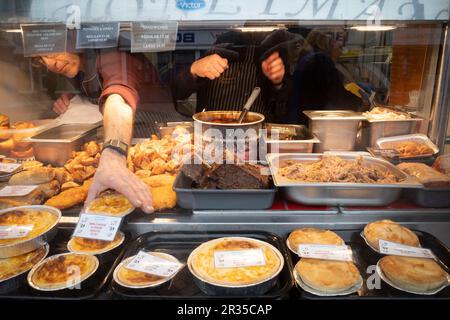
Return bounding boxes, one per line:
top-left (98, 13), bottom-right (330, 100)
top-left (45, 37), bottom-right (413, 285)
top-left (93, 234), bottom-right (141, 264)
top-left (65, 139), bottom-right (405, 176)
top-left (86, 192), bottom-right (133, 216)
top-left (0, 209), bottom-right (58, 246)
top-left (190, 237), bottom-right (282, 287)
top-left (115, 253), bottom-right (178, 288)
top-left (287, 228), bottom-right (344, 251)
top-left (296, 258), bottom-right (362, 293)
top-left (364, 220), bottom-right (420, 250)
top-left (0, 245), bottom-right (48, 281)
top-left (30, 253), bottom-right (98, 290)
top-left (68, 232), bottom-right (124, 254)
top-left (379, 256), bottom-right (448, 293)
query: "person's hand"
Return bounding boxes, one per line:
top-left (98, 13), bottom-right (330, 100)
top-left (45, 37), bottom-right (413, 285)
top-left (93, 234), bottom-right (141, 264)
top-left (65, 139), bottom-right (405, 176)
top-left (190, 54), bottom-right (228, 80)
top-left (261, 51), bottom-right (285, 85)
top-left (53, 93), bottom-right (74, 115)
top-left (85, 148), bottom-right (154, 213)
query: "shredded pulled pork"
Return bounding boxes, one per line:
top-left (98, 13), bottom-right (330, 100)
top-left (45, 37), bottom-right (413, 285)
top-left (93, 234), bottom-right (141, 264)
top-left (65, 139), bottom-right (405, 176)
top-left (278, 156), bottom-right (400, 184)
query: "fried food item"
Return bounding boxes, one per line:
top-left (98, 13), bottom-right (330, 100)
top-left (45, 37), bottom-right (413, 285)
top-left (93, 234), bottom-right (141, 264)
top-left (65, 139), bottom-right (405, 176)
top-left (0, 138), bottom-right (14, 154)
top-left (21, 160), bottom-right (43, 170)
top-left (61, 181), bottom-right (80, 191)
top-left (394, 142), bottom-right (434, 157)
top-left (44, 179), bottom-right (92, 210)
top-left (142, 174), bottom-right (176, 188)
top-left (9, 167), bottom-right (55, 185)
top-left (64, 141), bottom-right (101, 183)
top-left (53, 167), bottom-right (74, 185)
top-left (379, 256), bottom-right (448, 293)
top-left (150, 185), bottom-right (177, 211)
top-left (0, 114), bottom-right (9, 127)
top-left (296, 259), bottom-right (362, 294)
top-left (0, 126), bottom-right (11, 141)
top-left (0, 180), bottom-right (60, 209)
top-left (363, 220), bottom-right (420, 250)
top-left (279, 156), bottom-right (400, 184)
top-left (11, 121), bottom-right (35, 151)
top-left (135, 170), bottom-right (153, 179)
top-left (9, 148), bottom-right (33, 159)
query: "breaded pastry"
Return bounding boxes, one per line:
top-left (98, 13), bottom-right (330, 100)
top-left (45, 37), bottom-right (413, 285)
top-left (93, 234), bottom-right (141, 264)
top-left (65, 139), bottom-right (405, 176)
top-left (9, 167), bottom-right (55, 185)
top-left (44, 179), bottom-right (92, 210)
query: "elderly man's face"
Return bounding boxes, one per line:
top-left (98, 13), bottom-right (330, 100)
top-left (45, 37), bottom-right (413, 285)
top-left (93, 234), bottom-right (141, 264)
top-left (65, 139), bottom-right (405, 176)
top-left (37, 52), bottom-right (81, 78)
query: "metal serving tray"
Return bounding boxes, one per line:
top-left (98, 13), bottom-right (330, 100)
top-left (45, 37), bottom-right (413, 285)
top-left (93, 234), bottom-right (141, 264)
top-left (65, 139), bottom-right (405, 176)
top-left (289, 229), bottom-right (450, 299)
top-left (403, 188), bottom-right (450, 208)
top-left (173, 171), bottom-right (277, 210)
top-left (263, 124), bottom-right (320, 154)
top-left (25, 123), bottom-right (100, 166)
top-left (266, 153), bottom-right (422, 206)
top-left (304, 110), bottom-right (365, 152)
top-left (111, 230), bottom-right (294, 300)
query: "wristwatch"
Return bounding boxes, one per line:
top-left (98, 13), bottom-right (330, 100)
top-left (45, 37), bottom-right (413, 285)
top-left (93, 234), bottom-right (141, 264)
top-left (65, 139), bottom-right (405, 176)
top-left (103, 139), bottom-right (129, 157)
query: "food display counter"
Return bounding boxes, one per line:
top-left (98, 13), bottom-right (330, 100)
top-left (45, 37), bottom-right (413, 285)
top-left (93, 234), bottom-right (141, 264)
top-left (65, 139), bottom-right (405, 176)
top-left (1, 0), bottom-right (450, 305)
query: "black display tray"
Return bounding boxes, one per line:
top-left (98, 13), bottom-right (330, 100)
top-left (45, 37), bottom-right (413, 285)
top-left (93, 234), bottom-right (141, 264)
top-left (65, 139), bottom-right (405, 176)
top-left (111, 230), bottom-right (294, 300)
top-left (0, 226), bottom-right (129, 300)
top-left (290, 229), bottom-right (450, 300)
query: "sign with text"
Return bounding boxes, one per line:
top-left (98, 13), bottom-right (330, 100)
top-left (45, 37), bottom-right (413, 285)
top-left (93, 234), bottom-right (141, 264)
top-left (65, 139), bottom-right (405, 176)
top-left (126, 251), bottom-right (183, 277)
top-left (21, 24), bottom-right (66, 57)
top-left (131, 21), bottom-right (178, 53)
top-left (214, 249), bottom-right (266, 268)
top-left (73, 213), bottom-right (122, 241)
top-left (379, 240), bottom-right (435, 259)
top-left (298, 244), bottom-right (354, 262)
top-left (0, 185), bottom-right (38, 197)
top-left (76, 22), bottom-right (120, 49)
top-left (0, 225), bottom-right (33, 239)
top-left (0, 163), bottom-right (21, 174)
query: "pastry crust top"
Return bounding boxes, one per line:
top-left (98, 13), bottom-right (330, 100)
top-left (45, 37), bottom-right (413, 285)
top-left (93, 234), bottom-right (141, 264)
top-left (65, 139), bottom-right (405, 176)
top-left (68, 232), bottom-right (124, 254)
top-left (86, 192), bottom-right (133, 216)
top-left (288, 228), bottom-right (344, 251)
top-left (0, 209), bottom-right (58, 246)
top-left (190, 237), bottom-right (282, 287)
top-left (364, 220), bottom-right (420, 250)
top-left (296, 258), bottom-right (361, 293)
top-left (0, 245), bottom-right (47, 281)
top-left (31, 253), bottom-right (97, 290)
top-left (379, 256), bottom-right (448, 293)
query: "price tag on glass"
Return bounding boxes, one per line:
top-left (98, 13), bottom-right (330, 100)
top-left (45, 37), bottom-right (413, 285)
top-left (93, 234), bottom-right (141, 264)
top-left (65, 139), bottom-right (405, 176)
top-left (0, 225), bottom-right (33, 239)
top-left (72, 213), bottom-right (122, 241)
top-left (214, 249), bottom-right (266, 268)
top-left (378, 240), bottom-right (435, 259)
top-left (298, 244), bottom-right (353, 261)
top-left (126, 251), bottom-right (183, 277)
top-left (0, 185), bottom-right (38, 197)
top-left (0, 163), bottom-right (21, 174)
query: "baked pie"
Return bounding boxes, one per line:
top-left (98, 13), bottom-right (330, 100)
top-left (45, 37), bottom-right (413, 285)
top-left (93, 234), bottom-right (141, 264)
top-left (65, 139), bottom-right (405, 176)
top-left (114, 252), bottom-right (181, 288)
top-left (363, 220), bottom-right (420, 250)
top-left (287, 228), bottom-right (344, 253)
top-left (28, 253), bottom-right (98, 291)
top-left (189, 237), bottom-right (283, 287)
top-left (67, 232), bottom-right (124, 255)
top-left (379, 256), bottom-right (448, 293)
top-left (0, 208), bottom-right (58, 246)
top-left (295, 258), bottom-right (362, 294)
top-left (0, 245), bottom-right (48, 282)
top-left (86, 192), bottom-right (133, 216)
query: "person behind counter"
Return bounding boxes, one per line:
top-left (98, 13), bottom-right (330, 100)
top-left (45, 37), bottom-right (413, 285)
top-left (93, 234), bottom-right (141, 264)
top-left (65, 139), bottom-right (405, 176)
top-left (171, 30), bottom-right (304, 122)
top-left (32, 50), bottom-right (154, 213)
top-left (284, 29), bottom-right (363, 124)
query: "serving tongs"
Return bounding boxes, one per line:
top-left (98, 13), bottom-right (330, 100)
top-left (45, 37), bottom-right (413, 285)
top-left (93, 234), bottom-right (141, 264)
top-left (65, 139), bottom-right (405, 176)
top-left (237, 87), bottom-right (261, 124)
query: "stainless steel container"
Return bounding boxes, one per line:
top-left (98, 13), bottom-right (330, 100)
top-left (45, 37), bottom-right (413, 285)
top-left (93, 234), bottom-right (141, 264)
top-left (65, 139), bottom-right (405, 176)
top-left (266, 153), bottom-right (422, 206)
top-left (187, 237), bottom-right (284, 296)
top-left (0, 205), bottom-right (61, 259)
top-left (25, 123), bottom-right (100, 166)
top-left (303, 110), bottom-right (365, 152)
top-left (361, 116), bottom-right (423, 148)
top-left (375, 134), bottom-right (439, 158)
top-left (263, 124), bottom-right (320, 154)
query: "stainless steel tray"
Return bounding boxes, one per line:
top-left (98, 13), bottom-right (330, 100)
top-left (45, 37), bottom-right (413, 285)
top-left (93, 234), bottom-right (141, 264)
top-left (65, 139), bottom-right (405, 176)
top-left (0, 205), bottom-right (61, 258)
top-left (266, 153), bottom-right (422, 206)
top-left (264, 124), bottom-right (320, 154)
top-left (375, 134), bottom-right (439, 159)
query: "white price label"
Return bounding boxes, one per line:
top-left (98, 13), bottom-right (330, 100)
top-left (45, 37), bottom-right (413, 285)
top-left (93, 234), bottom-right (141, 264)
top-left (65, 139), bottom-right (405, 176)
top-left (378, 240), bottom-right (435, 259)
top-left (298, 244), bottom-right (353, 261)
top-left (126, 251), bottom-right (183, 278)
top-left (214, 249), bottom-right (266, 268)
top-left (0, 185), bottom-right (38, 197)
top-left (72, 213), bottom-right (122, 241)
top-left (0, 225), bottom-right (33, 239)
top-left (0, 163), bottom-right (21, 174)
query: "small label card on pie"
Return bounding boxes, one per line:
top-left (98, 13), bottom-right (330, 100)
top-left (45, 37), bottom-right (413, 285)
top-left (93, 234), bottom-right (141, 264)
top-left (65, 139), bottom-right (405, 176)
top-left (298, 244), bottom-right (353, 261)
top-left (0, 185), bottom-right (38, 197)
top-left (214, 249), bottom-right (266, 268)
top-left (0, 225), bottom-right (33, 239)
top-left (126, 251), bottom-right (183, 278)
top-left (379, 240), bottom-right (435, 259)
top-left (0, 163), bottom-right (21, 174)
top-left (72, 213), bottom-right (122, 241)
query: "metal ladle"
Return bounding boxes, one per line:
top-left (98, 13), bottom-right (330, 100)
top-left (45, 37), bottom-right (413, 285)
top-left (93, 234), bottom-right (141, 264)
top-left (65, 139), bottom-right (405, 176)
top-left (237, 87), bottom-right (261, 123)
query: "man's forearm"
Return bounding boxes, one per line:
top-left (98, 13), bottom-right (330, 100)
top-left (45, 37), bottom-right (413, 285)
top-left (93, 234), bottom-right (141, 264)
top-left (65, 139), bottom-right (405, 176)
top-left (103, 93), bottom-right (134, 144)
